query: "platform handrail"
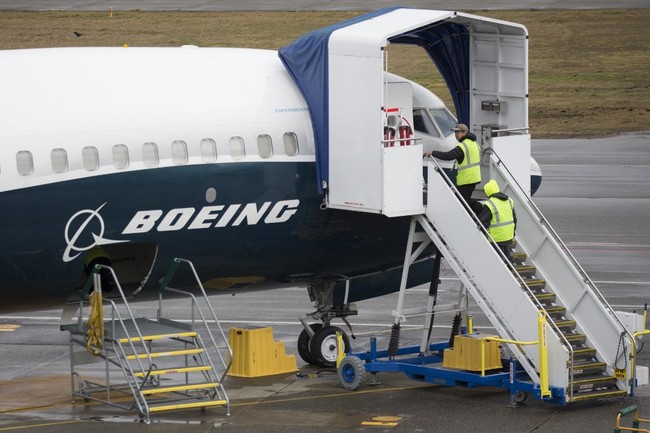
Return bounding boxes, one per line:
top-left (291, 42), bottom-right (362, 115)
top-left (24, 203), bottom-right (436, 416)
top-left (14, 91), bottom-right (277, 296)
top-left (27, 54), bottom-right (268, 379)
top-left (424, 159), bottom-right (571, 382)
top-left (480, 311), bottom-right (551, 398)
top-left (489, 149), bottom-right (635, 399)
top-left (157, 258), bottom-right (233, 383)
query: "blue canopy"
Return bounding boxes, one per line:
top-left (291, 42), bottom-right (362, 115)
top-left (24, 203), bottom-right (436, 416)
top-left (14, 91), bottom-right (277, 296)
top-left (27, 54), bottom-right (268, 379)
top-left (278, 8), bottom-right (470, 195)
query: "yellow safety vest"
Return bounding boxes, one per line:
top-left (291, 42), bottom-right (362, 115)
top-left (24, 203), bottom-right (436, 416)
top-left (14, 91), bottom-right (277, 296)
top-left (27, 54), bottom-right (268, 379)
top-left (484, 196), bottom-right (515, 243)
top-left (456, 138), bottom-right (481, 186)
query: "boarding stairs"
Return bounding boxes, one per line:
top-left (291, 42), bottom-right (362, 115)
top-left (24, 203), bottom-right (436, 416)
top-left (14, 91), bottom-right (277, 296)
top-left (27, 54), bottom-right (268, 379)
top-left (61, 258), bottom-right (231, 422)
top-left (401, 154), bottom-right (635, 403)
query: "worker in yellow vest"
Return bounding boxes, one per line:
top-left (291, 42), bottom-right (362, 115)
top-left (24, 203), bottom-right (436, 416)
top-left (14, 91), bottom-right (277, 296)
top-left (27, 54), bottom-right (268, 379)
top-left (424, 123), bottom-right (482, 213)
top-left (478, 179), bottom-right (517, 262)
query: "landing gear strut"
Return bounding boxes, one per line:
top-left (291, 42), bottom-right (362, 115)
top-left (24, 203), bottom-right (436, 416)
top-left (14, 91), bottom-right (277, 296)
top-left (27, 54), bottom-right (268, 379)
top-left (298, 281), bottom-right (357, 367)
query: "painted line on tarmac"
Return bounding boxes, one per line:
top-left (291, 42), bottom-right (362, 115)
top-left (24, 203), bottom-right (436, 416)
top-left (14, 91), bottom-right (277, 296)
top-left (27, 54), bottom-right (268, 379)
top-left (230, 383), bottom-right (435, 408)
top-left (0, 420), bottom-right (83, 431)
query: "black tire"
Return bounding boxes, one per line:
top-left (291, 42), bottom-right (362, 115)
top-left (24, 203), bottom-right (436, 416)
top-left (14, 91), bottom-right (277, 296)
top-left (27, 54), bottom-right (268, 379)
top-left (309, 325), bottom-right (350, 367)
top-left (297, 323), bottom-right (323, 365)
top-left (338, 356), bottom-right (366, 390)
top-left (514, 391), bottom-right (528, 403)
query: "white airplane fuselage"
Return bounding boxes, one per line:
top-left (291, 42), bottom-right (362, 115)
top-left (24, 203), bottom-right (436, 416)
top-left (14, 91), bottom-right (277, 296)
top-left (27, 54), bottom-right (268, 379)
top-left (0, 46), bottom-right (428, 309)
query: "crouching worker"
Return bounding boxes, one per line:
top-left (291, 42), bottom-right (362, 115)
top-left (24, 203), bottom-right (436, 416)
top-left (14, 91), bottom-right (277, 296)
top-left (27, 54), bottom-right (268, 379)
top-left (478, 179), bottom-right (516, 263)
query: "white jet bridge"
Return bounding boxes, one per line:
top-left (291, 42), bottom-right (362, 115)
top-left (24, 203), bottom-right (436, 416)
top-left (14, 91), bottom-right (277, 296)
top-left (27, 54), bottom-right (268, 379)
top-left (280, 7), bottom-right (639, 403)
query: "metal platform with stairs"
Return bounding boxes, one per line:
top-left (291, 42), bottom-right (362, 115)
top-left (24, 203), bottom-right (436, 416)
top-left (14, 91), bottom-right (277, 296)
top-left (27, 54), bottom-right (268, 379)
top-left (61, 258), bottom-right (231, 422)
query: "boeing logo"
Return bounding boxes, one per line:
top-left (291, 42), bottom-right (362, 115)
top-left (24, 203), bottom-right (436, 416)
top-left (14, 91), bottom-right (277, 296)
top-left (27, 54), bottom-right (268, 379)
top-left (122, 199), bottom-right (300, 234)
top-left (63, 200), bottom-right (300, 262)
top-left (63, 203), bottom-right (128, 263)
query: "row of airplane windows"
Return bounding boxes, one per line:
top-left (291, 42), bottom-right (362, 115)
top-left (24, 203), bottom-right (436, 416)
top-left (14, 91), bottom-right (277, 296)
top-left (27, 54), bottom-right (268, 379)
top-left (9, 133), bottom-right (301, 176)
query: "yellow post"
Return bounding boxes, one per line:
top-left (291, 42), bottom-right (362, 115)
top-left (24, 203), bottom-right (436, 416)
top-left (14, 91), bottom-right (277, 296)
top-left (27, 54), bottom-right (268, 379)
top-left (336, 332), bottom-right (345, 368)
top-left (538, 311), bottom-right (551, 398)
top-left (467, 315), bottom-right (473, 334)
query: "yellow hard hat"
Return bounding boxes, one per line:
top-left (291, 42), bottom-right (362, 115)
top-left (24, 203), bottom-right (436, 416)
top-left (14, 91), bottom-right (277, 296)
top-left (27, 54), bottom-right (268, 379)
top-left (484, 179), bottom-right (500, 197)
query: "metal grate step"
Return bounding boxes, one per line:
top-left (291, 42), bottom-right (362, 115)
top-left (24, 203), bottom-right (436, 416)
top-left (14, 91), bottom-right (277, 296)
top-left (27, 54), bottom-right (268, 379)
top-left (134, 365), bottom-right (212, 377)
top-left (148, 399), bottom-right (228, 413)
top-left (141, 382), bottom-right (220, 396)
top-left (126, 348), bottom-right (204, 360)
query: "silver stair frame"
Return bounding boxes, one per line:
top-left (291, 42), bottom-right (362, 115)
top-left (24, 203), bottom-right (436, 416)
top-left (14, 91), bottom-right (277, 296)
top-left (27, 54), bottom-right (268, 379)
top-left (66, 260), bottom-right (231, 421)
top-left (487, 148), bottom-right (635, 399)
top-left (421, 161), bottom-right (552, 387)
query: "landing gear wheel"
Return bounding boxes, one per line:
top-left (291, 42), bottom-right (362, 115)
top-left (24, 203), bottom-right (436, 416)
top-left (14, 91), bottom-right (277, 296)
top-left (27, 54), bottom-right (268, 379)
top-left (297, 323), bottom-right (323, 365)
top-left (309, 325), bottom-right (350, 367)
top-left (337, 356), bottom-right (366, 390)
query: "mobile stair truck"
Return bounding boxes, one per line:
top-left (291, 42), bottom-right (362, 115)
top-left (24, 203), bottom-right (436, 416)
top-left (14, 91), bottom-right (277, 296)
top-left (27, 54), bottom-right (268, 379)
top-left (279, 7), bottom-right (648, 405)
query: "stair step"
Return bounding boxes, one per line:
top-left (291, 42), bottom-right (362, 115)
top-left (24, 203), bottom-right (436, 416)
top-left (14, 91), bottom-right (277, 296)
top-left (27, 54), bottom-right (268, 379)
top-left (573, 347), bottom-right (597, 357)
top-left (569, 389), bottom-right (627, 402)
top-left (553, 319), bottom-right (577, 330)
top-left (514, 265), bottom-right (536, 277)
top-left (534, 292), bottom-right (556, 302)
top-left (119, 331), bottom-right (197, 344)
top-left (544, 305), bottom-right (567, 315)
top-left (511, 251), bottom-right (527, 263)
top-left (148, 399), bottom-right (228, 413)
top-left (524, 279), bottom-right (547, 290)
top-left (141, 382), bottom-right (220, 395)
top-left (572, 374), bottom-right (618, 388)
top-left (135, 365), bottom-right (212, 377)
top-left (564, 333), bottom-right (587, 344)
top-left (572, 361), bottom-right (607, 375)
top-left (127, 348), bottom-right (204, 360)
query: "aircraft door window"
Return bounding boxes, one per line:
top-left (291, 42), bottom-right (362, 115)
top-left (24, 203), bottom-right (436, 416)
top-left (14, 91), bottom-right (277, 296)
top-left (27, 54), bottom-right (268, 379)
top-left (171, 140), bottom-right (188, 165)
top-left (200, 138), bottom-right (217, 162)
top-left (413, 108), bottom-right (440, 137)
top-left (257, 134), bottom-right (273, 159)
top-left (51, 148), bottom-right (68, 173)
top-left (429, 108), bottom-right (457, 137)
top-left (142, 142), bottom-right (159, 167)
top-left (112, 144), bottom-right (129, 169)
top-left (229, 136), bottom-right (245, 161)
top-left (82, 146), bottom-right (99, 171)
top-left (16, 150), bottom-right (34, 176)
top-left (283, 132), bottom-right (299, 156)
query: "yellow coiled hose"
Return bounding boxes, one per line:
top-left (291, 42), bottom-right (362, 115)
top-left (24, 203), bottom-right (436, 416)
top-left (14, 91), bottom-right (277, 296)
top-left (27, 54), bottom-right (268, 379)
top-left (86, 291), bottom-right (104, 355)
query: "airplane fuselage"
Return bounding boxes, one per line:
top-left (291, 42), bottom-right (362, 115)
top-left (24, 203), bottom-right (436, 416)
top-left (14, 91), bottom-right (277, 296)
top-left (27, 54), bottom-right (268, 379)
top-left (0, 47), bottom-right (414, 308)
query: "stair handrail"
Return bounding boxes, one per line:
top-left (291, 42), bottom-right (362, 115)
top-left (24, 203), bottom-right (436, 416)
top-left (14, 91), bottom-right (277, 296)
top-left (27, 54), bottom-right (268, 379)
top-left (425, 159), bottom-right (572, 383)
top-left (78, 265), bottom-right (154, 415)
top-left (488, 149), bottom-right (635, 398)
top-left (479, 311), bottom-right (552, 399)
top-left (157, 258), bottom-right (233, 383)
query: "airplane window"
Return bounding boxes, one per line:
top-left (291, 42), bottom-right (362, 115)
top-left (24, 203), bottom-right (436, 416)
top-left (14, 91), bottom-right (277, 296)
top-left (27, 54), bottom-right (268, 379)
top-left (82, 146), bottom-right (99, 171)
top-left (257, 134), bottom-right (273, 159)
top-left (283, 132), bottom-right (299, 156)
top-left (112, 144), bottom-right (129, 169)
top-left (200, 138), bottom-right (217, 162)
top-left (51, 148), bottom-right (68, 173)
top-left (229, 136), bottom-right (245, 161)
top-left (171, 140), bottom-right (188, 165)
top-left (429, 108), bottom-right (457, 137)
top-left (413, 109), bottom-right (440, 137)
top-left (143, 142), bottom-right (159, 167)
top-left (16, 150), bottom-right (34, 176)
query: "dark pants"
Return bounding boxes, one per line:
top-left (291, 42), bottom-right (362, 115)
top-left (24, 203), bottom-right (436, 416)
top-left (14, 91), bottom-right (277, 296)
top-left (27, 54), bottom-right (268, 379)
top-left (495, 240), bottom-right (514, 263)
top-left (457, 182), bottom-right (482, 214)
